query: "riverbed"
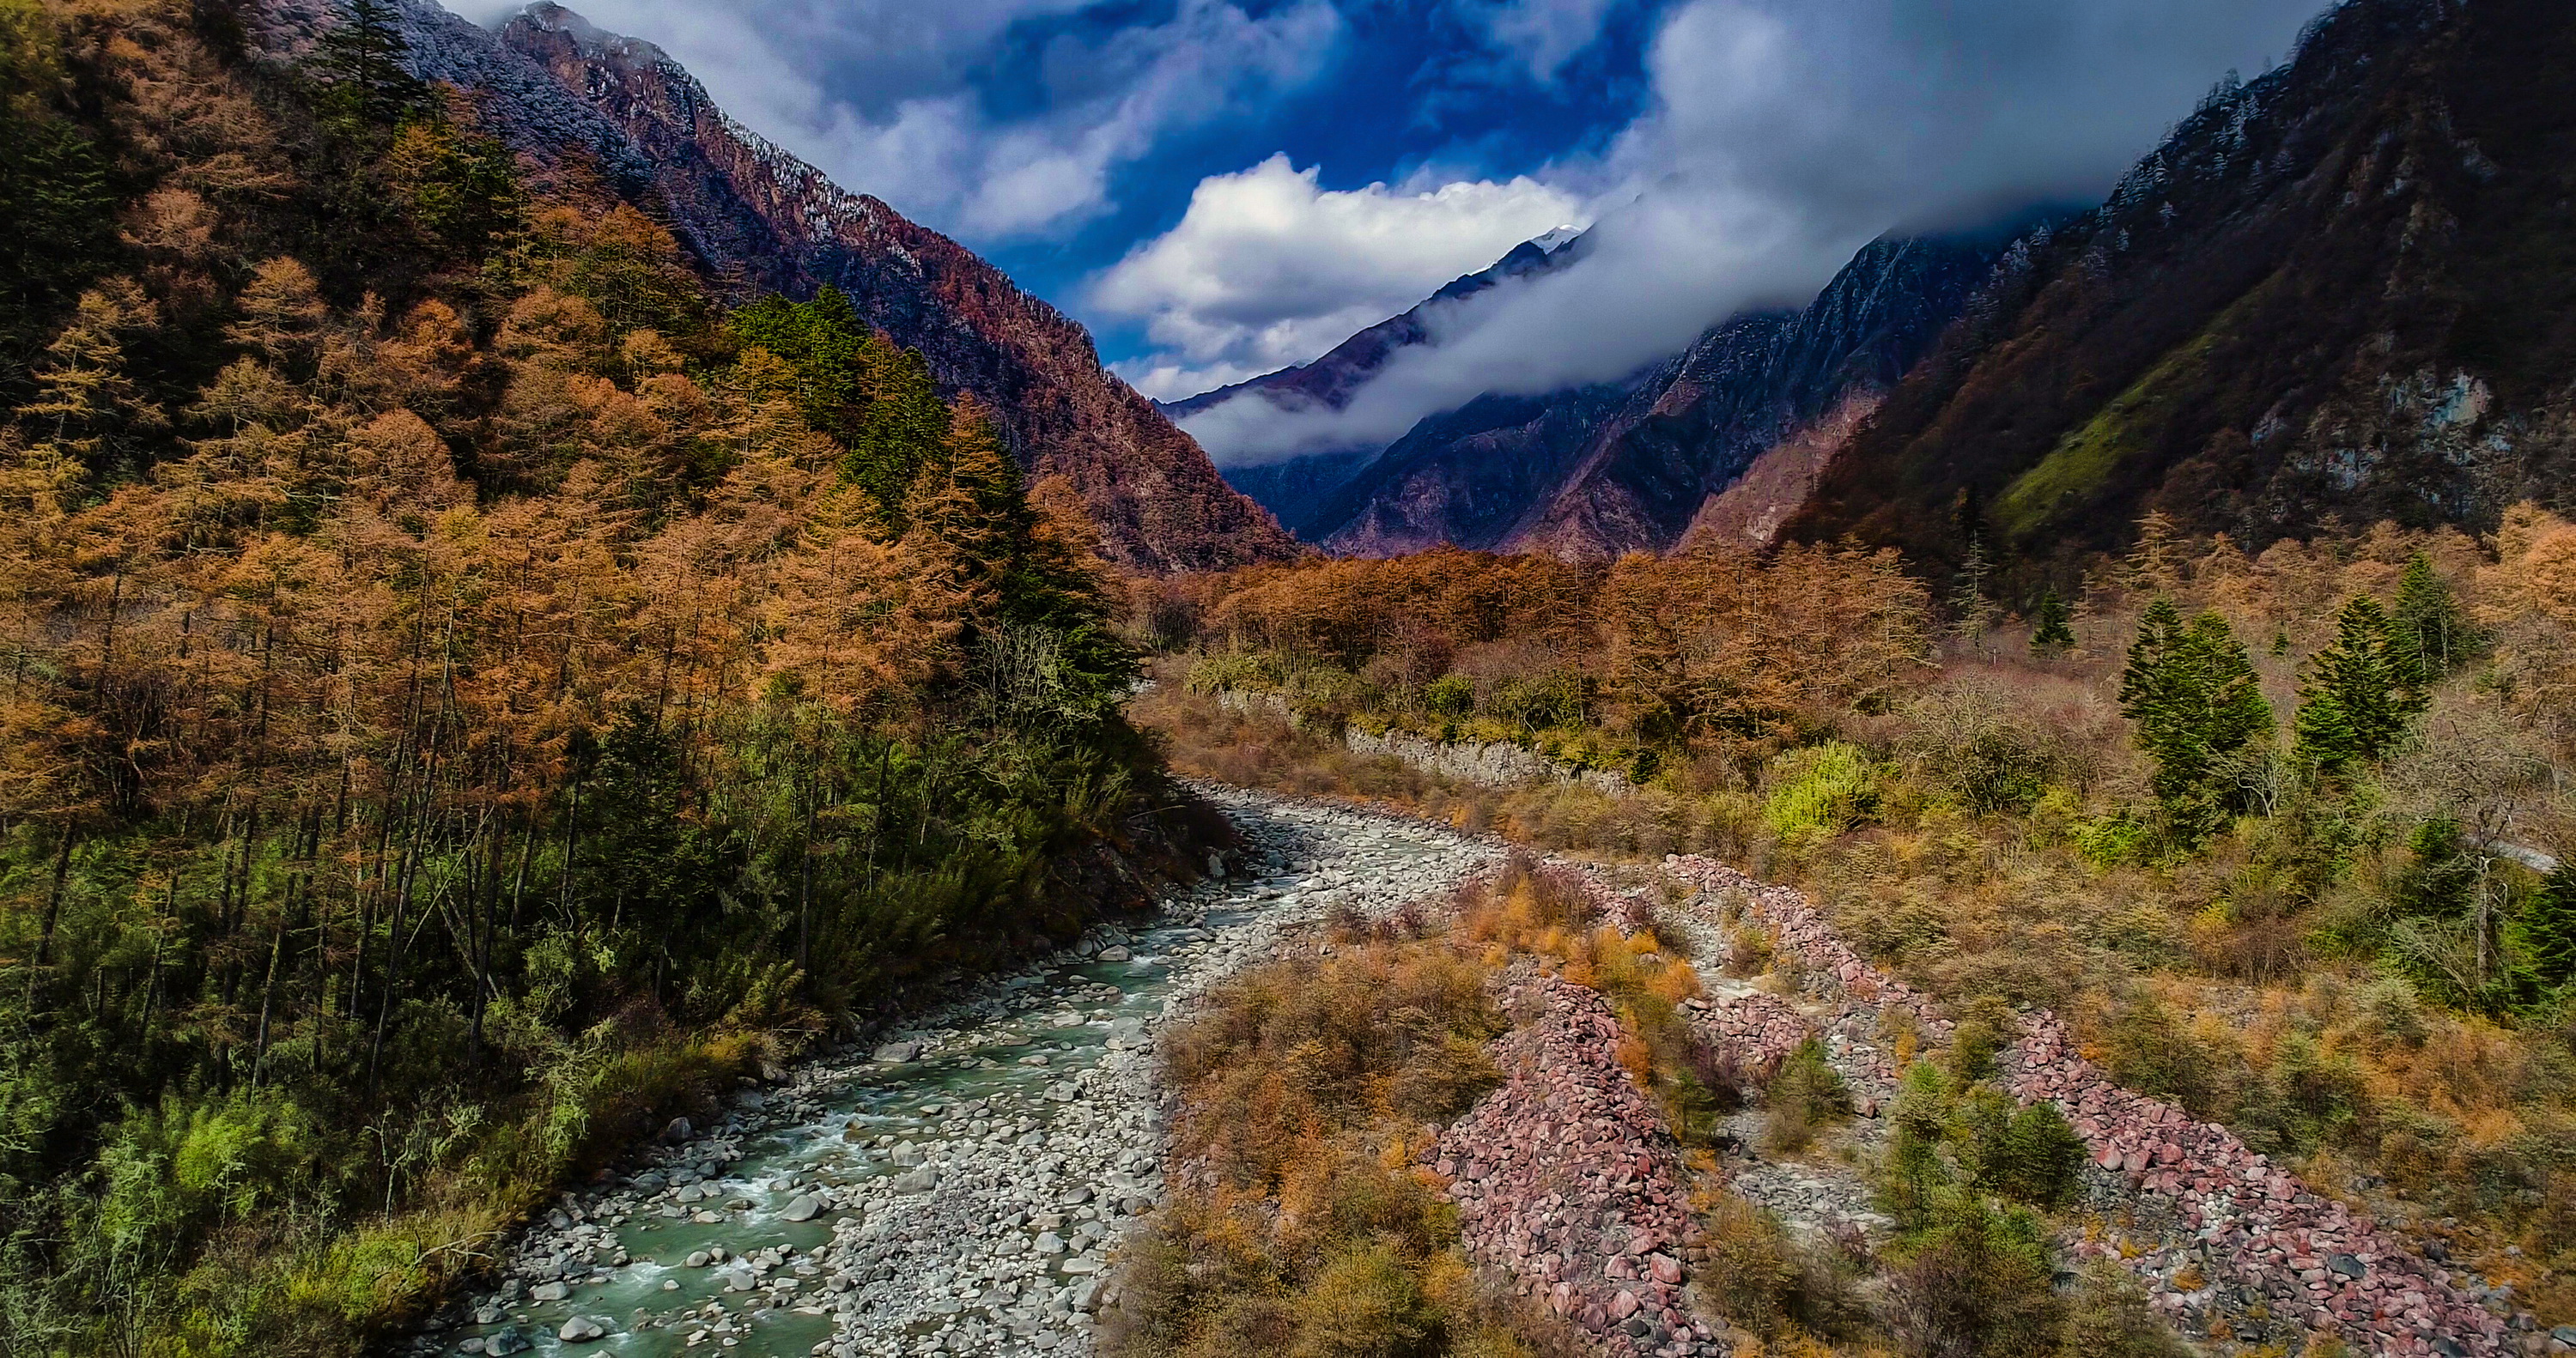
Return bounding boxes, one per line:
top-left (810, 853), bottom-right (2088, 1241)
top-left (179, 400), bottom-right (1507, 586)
top-left (424, 790), bottom-right (1498, 1358)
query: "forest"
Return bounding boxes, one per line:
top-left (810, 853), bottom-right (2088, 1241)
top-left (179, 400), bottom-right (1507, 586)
top-left (0, 0), bottom-right (1206, 1349)
top-left (1133, 511), bottom-right (2576, 1330)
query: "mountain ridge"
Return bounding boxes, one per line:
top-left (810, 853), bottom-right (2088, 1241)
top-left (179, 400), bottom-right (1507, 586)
top-left (1785, 0), bottom-right (2576, 572)
top-left (1285, 225), bottom-right (2032, 560)
top-left (261, 0), bottom-right (1297, 573)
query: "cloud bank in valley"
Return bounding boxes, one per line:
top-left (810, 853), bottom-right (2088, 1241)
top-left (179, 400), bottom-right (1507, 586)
top-left (1133, 0), bottom-right (2322, 465)
top-left (1093, 155), bottom-right (1588, 401)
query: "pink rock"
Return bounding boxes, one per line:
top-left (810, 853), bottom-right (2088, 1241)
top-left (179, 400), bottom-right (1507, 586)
top-left (1650, 1253), bottom-right (1683, 1285)
top-left (1610, 1290), bottom-right (1640, 1320)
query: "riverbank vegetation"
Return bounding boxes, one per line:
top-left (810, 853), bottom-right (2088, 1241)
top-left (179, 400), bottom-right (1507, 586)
top-left (0, 1), bottom-right (1200, 1349)
top-left (1131, 513), bottom-right (2576, 1323)
top-left (1101, 896), bottom-right (1558, 1358)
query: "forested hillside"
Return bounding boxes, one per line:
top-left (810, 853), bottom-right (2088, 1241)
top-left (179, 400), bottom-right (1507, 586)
top-left (0, 0), bottom-right (1212, 1348)
top-left (1789, 0), bottom-right (2576, 575)
top-left (1135, 510), bottom-right (2576, 1337)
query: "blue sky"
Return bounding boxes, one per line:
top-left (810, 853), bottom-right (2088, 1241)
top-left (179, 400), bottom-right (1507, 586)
top-left (481, 0), bottom-right (2324, 455)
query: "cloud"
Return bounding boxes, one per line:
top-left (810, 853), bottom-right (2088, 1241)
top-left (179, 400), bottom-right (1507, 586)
top-left (1163, 0), bottom-right (2319, 464)
top-left (507, 0), bottom-right (1344, 240)
top-left (1091, 154), bottom-right (1586, 400)
top-left (1455, 0), bottom-right (1622, 82)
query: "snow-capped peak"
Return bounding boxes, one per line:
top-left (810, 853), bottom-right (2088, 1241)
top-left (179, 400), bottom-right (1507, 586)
top-left (1529, 224), bottom-right (1585, 254)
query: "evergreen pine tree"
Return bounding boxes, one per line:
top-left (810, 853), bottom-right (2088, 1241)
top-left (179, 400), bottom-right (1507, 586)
top-left (2119, 599), bottom-right (2271, 836)
top-left (2389, 551), bottom-right (2482, 686)
top-left (1951, 535), bottom-right (2001, 652)
top-left (2029, 587), bottom-right (2075, 656)
top-left (2512, 863), bottom-right (2576, 988)
top-left (2293, 594), bottom-right (2426, 773)
top-left (315, 0), bottom-right (422, 126)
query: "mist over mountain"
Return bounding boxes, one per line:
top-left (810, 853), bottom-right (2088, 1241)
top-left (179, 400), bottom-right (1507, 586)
top-left (1787, 0), bottom-right (2576, 573)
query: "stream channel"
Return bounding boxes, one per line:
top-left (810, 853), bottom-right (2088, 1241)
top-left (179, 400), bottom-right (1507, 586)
top-left (426, 791), bottom-right (1495, 1358)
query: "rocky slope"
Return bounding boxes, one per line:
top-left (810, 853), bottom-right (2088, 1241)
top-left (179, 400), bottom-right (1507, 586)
top-left (1294, 225), bottom-right (2031, 559)
top-left (1786, 0), bottom-right (2576, 573)
top-left (263, 0), bottom-right (1294, 573)
top-left (1664, 854), bottom-right (2537, 1357)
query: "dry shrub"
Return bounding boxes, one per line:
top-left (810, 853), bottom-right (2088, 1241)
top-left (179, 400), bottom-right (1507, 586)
top-left (1688, 1190), bottom-right (1872, 1345)
top-left (1109, 931), bottom-right (1583, 1358)
top-left (1164, 943), bottom-right (1504, 1191)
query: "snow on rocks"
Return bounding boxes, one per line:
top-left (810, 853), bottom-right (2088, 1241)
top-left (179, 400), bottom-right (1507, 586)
top-left (1663, 853), bottom-right (2528, 1357)
top-left (1430, 966), bottom-right (1717, 1358)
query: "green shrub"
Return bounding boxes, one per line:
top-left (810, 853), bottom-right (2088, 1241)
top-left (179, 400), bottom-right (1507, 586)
top-left (2057, 1263), bottom-right (2190, 1358)
top-left (1955, 1090), bottom-right (2085, 1209)
top-left (1424, 674), bottom-right (1475, 717)
top-left (1762, 1037), bottom-right (1853, 1153)
top-left (1183, 650), bottom-right (1283, 694)
top-left (1764, 743), bottom-right (1880, 844)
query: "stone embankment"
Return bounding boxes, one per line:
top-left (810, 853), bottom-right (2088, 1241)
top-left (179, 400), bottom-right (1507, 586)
top-left (1431, 966), bottom-right (1716, 1358)
top-left (1211, 688), bottom-right (1630, 794)
top-left (1663, 853), bottom-right (2534, 1358)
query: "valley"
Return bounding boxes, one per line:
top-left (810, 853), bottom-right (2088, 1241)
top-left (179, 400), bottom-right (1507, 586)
top-left (1, 0), bottom-right (2572, 1355)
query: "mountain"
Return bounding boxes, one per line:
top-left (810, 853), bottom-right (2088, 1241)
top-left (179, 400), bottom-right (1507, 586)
top-left (1301, 226), bottom-right (2033, 559)
top-left (261, 0), bottom-right (1295, 573)
top-left (1785, 0), bottom-right (2576, 571)
top-left (1158, 233), bottom-right (1583, 534)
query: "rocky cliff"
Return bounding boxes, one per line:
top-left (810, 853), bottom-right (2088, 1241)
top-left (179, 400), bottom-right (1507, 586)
top-left (269, 0), bottom-right (1297, 573)
top-left (1786, 0), bottom-right (2576, 573)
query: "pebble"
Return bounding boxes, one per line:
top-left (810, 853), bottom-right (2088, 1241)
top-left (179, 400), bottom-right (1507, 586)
top-left (427, 789), bottom-right (1497, 1358)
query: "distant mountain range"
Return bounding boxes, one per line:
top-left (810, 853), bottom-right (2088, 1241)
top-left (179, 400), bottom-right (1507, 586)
top-left (1169, 222), bottom-right (2034, 560)
top-left (1176, 0), bottom-right (2576, 567)
top-left (255, 0), bottom-right (1297, 573)
top-left (269, 0), bottom-right (2574, 573)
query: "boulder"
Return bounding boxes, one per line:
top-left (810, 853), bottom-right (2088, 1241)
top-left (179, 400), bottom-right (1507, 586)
top-left (781, 1194), bottom-right (821, 1222)
top-left (872, 1040), bottom-right (922, 1064)
top-left (528, 1282), bottom-right (568, 1303)
top-left (556, 1316), bottom-right (605, 1343)
top-left (1097, 945), bottom-right (1133, 962)
top-left (659, 1116), bottom-right (692, 1143)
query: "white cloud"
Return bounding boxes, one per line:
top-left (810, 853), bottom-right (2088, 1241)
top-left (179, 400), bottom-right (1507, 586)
top-left (510, 0), bottom-right (1343, 241)
top-left (1455, 0), bottom-right (1621, 82)
top-left (1091, 154), bottom-right (1586, 399)
top-left (1160, 0), bottom-right (2321, 464)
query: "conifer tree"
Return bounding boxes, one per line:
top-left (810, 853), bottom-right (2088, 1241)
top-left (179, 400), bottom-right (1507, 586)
top-left (2292, 594), bottom-right (2427, 773)
top-left (2512, 863), bottom-right (2576, 989)
top-left (316, 0), bottom-right (422, 127)
top-left (1950, 535), bottom-right (2001, 653)
top-left (2029, 587), bottom-right (2074, 656)
top-left (2119, 599), bottom-right (2271, 836)
top-left (2389, 551), bottom-right (2481, 686)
